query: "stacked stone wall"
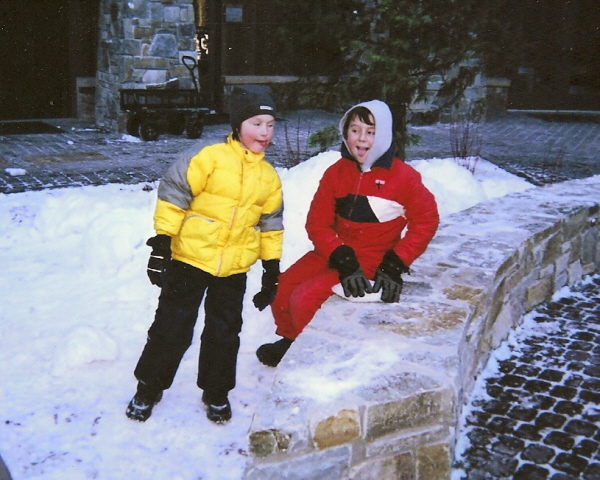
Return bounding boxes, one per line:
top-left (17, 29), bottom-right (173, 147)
top-left (244, 176), bottom-right (600, 479)
top-left (95, 0), bottom-right (197, 132)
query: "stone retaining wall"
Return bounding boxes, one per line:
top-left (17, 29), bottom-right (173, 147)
top-left (244, 176), bottom-right (600, 480)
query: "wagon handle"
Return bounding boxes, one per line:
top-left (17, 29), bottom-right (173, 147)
top-left (182, 55), bottom-right (200, 92)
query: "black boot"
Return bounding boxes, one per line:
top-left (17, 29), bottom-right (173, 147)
top-left (256, 337), bottom-right (293, 367)
top-left (126, 382), bottom-right (163, 422)
top-left (202, 391), bottom-right (231, 424)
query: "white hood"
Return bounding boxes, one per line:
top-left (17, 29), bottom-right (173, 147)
top-left (339, 100), bottom-right (393, 172)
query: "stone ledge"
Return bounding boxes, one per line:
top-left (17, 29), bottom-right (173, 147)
top-left (244, 176), bottom-right (600, 480)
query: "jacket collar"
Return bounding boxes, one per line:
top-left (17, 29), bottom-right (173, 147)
top-left (227, 133), bottom-right (265, 164)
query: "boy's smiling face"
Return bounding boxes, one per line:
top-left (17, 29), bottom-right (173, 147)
top-left (238, 114), bottom-right (275, 154)
top-left (345, 114), bottom-right (375, 164)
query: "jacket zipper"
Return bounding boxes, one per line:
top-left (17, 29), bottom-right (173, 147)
top-left (348, 171), bottom-right (364, 219)
top-left (216, 162), bottom-right (244, 275)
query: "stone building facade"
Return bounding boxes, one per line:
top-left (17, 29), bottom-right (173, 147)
top-left (96, 0), bottom-right (200, 131)
top-left (2, 1), bottom-right (595, 125)
top-left (94, 0), bottom-right (512, 134)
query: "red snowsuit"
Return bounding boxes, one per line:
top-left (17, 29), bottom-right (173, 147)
top-left (271, 101), bottom-right (439, 340)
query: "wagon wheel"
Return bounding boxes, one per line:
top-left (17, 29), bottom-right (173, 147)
top-left (126, 115), bottom-right (141, 137)
top-left (186, 118), bottom-right (204, 139)
top-left (139, 120), bottom-right (160, 141)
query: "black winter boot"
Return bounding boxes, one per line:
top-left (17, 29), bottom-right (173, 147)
top-left (256, 337), bottom-right (293, 367)
top-left (202, 391), bottom-right (231, 424)
top-left (126, 382), bottom-right (163, 422)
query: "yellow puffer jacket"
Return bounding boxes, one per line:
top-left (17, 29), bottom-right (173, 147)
top-left (153, 134), bottom-right (284, 277)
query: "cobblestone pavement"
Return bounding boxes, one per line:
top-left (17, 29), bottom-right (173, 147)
top-left (0, 111), bottom-right (341, 194)
top-left (1, 111), bottom-right (600, 479)
top-left (408, 113), bottom-right (600, 186)
top-left (454, 275), bottom-right (600, 479)
top-left (1, 111), bottom-right (600, 194)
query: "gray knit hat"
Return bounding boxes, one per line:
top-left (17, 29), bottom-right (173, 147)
top-left (229, 85), bottom-right (276, 132)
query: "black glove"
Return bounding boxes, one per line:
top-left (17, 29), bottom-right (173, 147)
top-left (146, 234), bottom-right (171, 288)
top-left (372, 250), bottom-right (409, 303)
top-left (253, 259), bottom-right (280, 311)
top-left (329, 245), bottom-right (373, 298)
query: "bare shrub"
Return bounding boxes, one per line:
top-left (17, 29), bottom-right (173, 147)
top-left (542, 143), bottom-right (567, 169)
top-left (278, 116), bottom-right (339, 168)
top-left (282, 116), bottom-right (312, 167)
top-left (450, 115), bottom-right (482, 174)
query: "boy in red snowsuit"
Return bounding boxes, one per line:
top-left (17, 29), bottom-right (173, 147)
top-left (256, 100), bottom-right (439, 367)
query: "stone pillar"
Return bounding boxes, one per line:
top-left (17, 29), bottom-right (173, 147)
top-left (95, 0), bottom-right (197, 132)
top-left (484, 78), bottom-right (511, 120)
top-left (75, 77), bottom-right (96, 121)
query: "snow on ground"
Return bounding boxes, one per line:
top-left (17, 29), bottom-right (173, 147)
top-left (0, 151), bottom-right (533, 479)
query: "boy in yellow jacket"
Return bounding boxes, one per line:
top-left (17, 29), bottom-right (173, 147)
top-left (126, 86), bottom-right (284, 424)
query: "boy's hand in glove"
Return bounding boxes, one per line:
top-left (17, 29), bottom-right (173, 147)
top-left (146, 234), bottom-right (171, 287)
top-left (372, 250), bottom-right (409, 303)
top-left (329, 245), bottom-right (373, 298)
top-left (253, 259), bottom-right (280, 311)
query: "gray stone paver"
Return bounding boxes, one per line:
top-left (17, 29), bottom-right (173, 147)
top-left (1, 111), bottom-right (599, 479)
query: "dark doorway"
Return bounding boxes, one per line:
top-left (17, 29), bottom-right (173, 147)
top-left (220, 0), bottom-right (342, 77)
top-left (0, 0), bottom-right (98, 120)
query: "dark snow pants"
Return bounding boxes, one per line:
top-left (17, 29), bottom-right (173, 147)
top-left (134, 260), bottom-right (247, 396)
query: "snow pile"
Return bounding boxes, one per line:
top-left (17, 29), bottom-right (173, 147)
top-left (0, 153), bottom-right (532, 480)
